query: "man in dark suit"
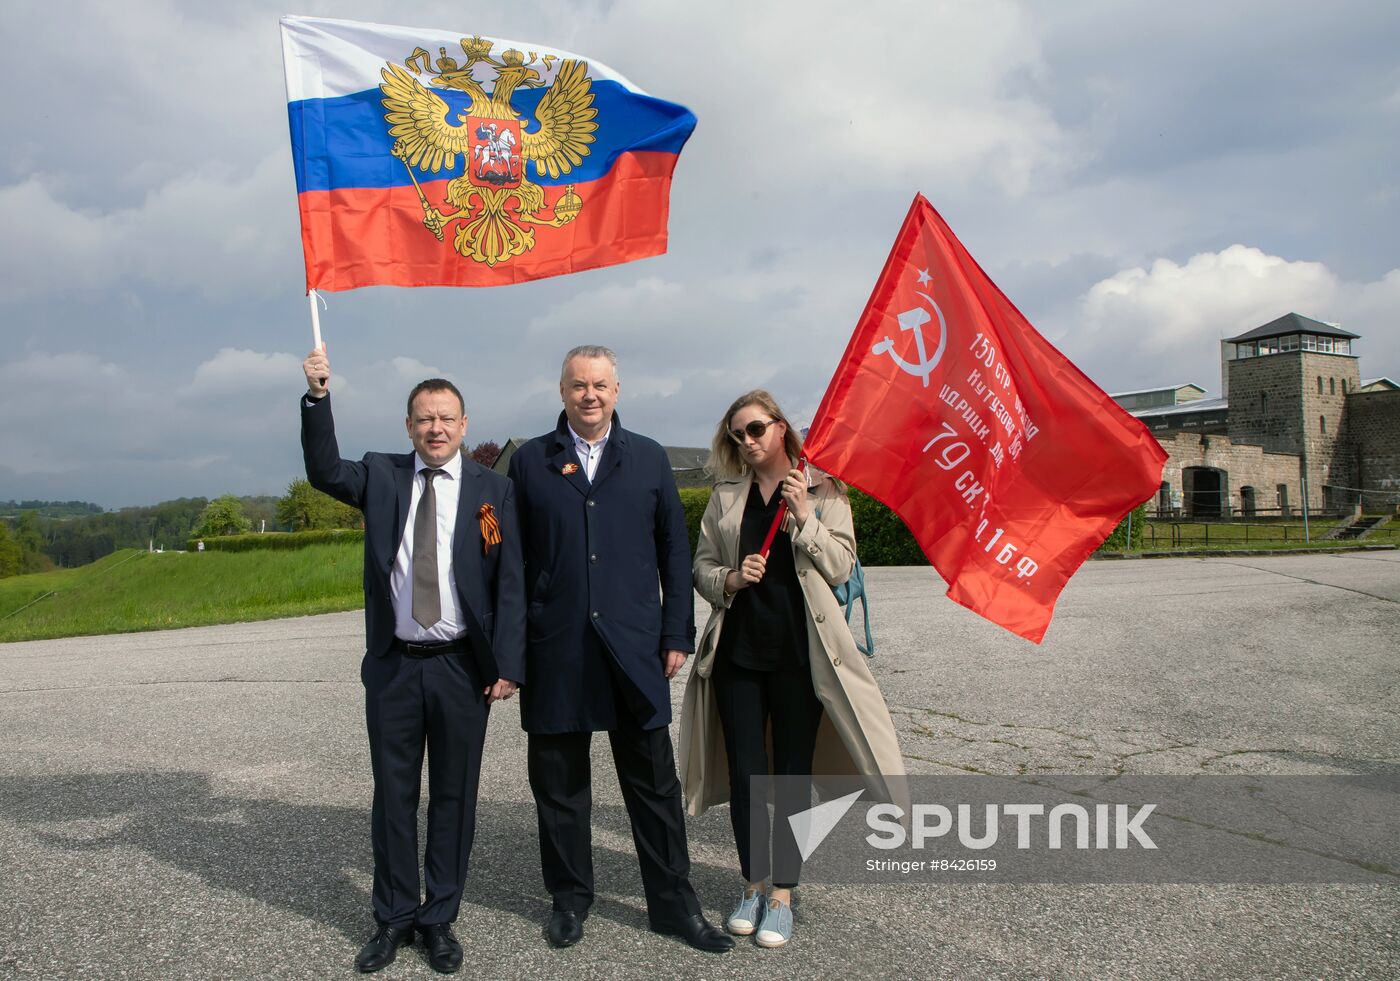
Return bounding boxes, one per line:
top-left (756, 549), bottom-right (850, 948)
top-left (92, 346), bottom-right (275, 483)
top-left (300, 347), bottom-right (525, 974)
top-left (507, 345), bottom-right (733, 954)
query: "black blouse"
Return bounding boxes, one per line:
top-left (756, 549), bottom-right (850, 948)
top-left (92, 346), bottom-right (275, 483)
top-left (715, 481), bottom-right (810, 671)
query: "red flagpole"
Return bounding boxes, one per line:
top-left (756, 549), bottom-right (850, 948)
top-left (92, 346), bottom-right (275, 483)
top-left (759, 458), bottom-right (806, 557)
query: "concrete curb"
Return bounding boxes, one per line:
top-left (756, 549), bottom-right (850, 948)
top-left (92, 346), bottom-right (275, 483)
top-left (1094, 543), bottom-right (1398, 559)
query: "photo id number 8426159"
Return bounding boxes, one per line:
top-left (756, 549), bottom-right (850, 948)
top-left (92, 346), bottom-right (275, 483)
top-left (931, 858), bottom-right (997, 872)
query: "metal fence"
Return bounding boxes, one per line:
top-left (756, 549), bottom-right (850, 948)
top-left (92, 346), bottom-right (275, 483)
top-left (1142, 521), bottom-right (1399, 548)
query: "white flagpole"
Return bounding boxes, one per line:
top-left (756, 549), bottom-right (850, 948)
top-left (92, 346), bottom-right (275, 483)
top-left (308, 289), bottom-right (324, 350)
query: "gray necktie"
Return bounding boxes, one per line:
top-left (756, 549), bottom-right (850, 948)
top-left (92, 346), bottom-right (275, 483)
top-left (412, 468), bottom-right (444, 629)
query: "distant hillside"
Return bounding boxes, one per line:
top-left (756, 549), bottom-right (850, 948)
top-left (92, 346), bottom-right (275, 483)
top-left (0, 500), bottom-right (103, 520)
top-left (9, 495), bottom-right (293, 569)
top-left (0, 543), bottom-right (363, 642)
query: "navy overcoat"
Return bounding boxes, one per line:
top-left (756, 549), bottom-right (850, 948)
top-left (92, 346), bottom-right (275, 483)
top-left (507, 412), bottom-right (695, 733)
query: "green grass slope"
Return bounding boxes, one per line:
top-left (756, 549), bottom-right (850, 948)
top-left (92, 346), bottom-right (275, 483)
top-left (0, 544), bottom-right (364, 643)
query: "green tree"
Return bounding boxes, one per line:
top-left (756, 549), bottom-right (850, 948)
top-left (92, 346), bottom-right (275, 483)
top-left (240, 495), bottom-right (282, 533)
top-left (0, 523), bottom-right (22, 578)
top-left (35, 497), bottom-right (206, 566)
top-left (848, 489), bottom-right (928, 566)
top-left (277, 478), bottom-right (327, 531)
top-left (14, 512), bottom-right (53, 573)
top-left (276, 479), bottom-right (361, 531)
top-left (1098, 503), bottom-right (1148, 552)
top-left (193, 495), bottom-right (253, 538)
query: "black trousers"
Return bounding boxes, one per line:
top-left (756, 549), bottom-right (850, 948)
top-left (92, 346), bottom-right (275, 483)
top-left (712, 654), bottom-right (823, 888)
top-left (527, 633), bottom-right (700, 927)
top-left (362, 650), bottom-right (488, 928)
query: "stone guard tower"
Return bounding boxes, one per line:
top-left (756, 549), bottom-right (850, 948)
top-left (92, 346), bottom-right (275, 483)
top-left (1223, 313), bottom-right (1361, 510)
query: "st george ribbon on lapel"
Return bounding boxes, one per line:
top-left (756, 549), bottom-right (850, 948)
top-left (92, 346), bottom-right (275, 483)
top-left (281, 15), bottom-right (697, 292)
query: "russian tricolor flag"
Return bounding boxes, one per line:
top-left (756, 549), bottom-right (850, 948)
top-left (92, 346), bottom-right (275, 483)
top-left (280, 16), bottom-right (696, 292)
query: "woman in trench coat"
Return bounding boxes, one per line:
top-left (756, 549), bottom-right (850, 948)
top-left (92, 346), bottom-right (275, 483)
top-left (680, 389), bottom-right (905, 948)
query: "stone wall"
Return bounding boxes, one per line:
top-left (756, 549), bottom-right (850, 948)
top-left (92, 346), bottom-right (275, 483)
top-left (1154, 431), bottom-right (1303, 517)
top-left (1345, 389), bottom-right (1400, 508)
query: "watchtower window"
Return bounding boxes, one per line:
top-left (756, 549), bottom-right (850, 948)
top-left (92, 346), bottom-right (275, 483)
top-left (1320, 414), bottom-right (1327, 434)
top-left (1329, 377), bottom-right (1336, 395)
top-left (1316, 376), bottom-right (1323, 394)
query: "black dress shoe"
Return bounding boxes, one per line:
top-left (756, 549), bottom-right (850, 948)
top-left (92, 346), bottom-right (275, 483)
top-left (355, 923), bottom-right (414, 973)
top-left (547, 909), bottom-right (585, 948)
top-left (654, 913), bottom-right (736, 953)
top-left (418, 923), bottom-right (463, 974)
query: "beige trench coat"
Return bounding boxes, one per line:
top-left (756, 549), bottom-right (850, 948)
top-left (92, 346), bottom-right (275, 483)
top-left (680, 473), bottom-right (906, 816)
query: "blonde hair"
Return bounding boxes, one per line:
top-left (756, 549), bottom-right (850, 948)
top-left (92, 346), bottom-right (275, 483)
top-left (707, 389), bottom-right (804, 479)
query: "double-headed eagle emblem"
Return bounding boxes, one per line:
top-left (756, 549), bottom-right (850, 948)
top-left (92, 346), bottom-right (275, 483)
top-left (380, 36), bottom-right (597, 267)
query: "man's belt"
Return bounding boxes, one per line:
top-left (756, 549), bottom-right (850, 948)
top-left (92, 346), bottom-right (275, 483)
top-left (390, 637), bottom-right (471, 658)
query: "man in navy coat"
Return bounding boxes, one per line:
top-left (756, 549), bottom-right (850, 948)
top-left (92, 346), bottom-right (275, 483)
top-left (507, 345), bottom-right (732, 953)
top-left (300, 347), bottom-right (525, 974)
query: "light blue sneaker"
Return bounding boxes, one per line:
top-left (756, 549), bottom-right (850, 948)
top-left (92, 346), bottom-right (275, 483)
top-left (754, 897), bottom-right (793, 948)
top-left (726, 887), bottom-right (765, 936)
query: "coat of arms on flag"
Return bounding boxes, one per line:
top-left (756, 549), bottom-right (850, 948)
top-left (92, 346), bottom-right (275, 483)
top-left (281, 16), bottom-right (696, 291)
top-left (380, 42), bottom-right (592, 267)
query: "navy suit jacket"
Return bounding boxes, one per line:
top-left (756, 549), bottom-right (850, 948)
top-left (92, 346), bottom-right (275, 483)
top-left (300, 394), bottom-right (526, 686)
top-left (507, 412), bottom-right (695, 733)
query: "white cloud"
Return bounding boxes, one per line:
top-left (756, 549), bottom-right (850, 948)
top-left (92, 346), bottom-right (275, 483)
top-left (387, 356), bottom-right (449, 382)
top-left (0, 351), bottom-right (164, 476)
top-left (586, 0), bottom-right (1072, 197)
top-left (0, 348), bottom-right (303, 502)
top-left (1082, 246), bottom-right (1338, 355)
top-left (525, 277), bottom-right (685, 343)
top-left (1067, 245), bottom-right (1400, 392)
top-left (185, 348), bottom-right (303, 397)
top-left (0, 152), bottom-right (299, 302)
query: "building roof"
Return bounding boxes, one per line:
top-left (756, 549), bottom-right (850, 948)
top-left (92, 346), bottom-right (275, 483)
top-left (1225, 313), bottom-right (1359, 343)
top-left (1107, 383), bottom-right (1206, 400)
top-left (1360, 377), bottom-right (1399, 391)
top-left (490, 437), bottom-right (531, 473)
top-left (1128, 396), bottom-right (1229, 419)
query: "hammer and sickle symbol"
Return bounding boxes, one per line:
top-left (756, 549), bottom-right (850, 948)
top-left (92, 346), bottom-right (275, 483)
top-left (870, 291), bottom-right (948, 387)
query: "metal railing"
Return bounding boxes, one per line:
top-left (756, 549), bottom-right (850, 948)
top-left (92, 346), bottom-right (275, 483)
top-left (1148, 506), bottom-right (1344, 521)
top-left (1142, 521), bottom-right (1398, 548)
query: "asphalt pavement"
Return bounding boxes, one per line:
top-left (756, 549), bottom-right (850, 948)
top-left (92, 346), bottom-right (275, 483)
top-left (1, 552), bottom-right (1397, 979)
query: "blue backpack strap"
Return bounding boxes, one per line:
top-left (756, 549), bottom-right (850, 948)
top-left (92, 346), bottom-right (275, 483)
top-left (815, 505), bottom-right (875, 657)
top-left (844, 562), bottom-right (875, 657)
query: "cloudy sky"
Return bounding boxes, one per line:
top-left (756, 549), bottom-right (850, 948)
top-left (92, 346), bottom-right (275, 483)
top-left (2, 1), bottom-right (1397, 508)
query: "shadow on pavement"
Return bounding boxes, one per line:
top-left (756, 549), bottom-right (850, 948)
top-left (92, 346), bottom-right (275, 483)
top-left (0, 771), bottom-right (738, 944)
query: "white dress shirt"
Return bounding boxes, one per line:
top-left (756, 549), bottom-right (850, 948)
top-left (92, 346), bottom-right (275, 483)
top-left (390, 450), bottom-right (467, 642)
top-left (567, 420), bottom-right (611, 482)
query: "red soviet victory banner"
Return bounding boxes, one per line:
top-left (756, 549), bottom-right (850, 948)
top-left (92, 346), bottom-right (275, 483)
top-left (804, 194), bottom-right (1166, 643)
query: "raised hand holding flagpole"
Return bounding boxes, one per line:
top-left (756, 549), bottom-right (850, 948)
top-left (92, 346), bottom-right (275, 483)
top-left (303, 343), bottom-right (329, 398)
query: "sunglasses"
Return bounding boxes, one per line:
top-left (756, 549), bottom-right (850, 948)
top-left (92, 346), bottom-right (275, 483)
top-left (729, 418), bottom-right (781, 444)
